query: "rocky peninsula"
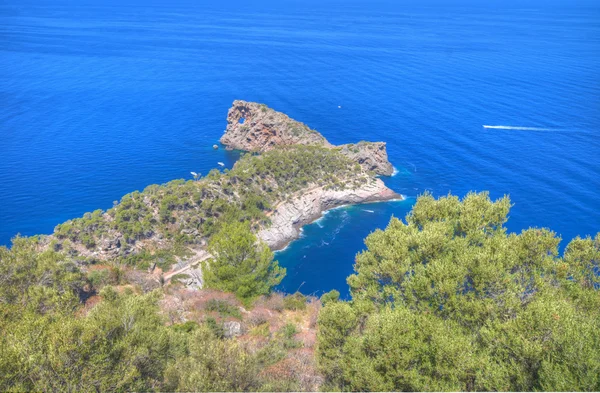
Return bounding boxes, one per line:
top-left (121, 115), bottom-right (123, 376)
top-left (221, 100), bottom-right (394, 176)
top-left (220, 100), bottom-right (400, 249)
top-left (43, 101), bottom-right (400, 288)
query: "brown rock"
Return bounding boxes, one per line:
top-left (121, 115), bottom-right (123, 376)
top-left (220, 100), bottom-right (332, 152)
top-left (220, 100), bottom-right (394, 176)
top-left (337, 141), bottom-right (394, 176)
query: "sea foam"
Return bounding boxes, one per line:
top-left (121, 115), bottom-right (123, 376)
top-left (483, 125), bottom-right (554, 131)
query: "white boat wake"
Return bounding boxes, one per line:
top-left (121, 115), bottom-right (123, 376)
top-left (483, 125), bottom-right (554, 131)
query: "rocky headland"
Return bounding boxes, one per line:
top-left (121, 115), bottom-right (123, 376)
top-left (258, 178), bottom-right (398, 251)
top-left (221, 100), bottom-right (394, 176)
top-left (44, 101), bottom-right (401, 289)
top-left (221, 100), bottom-right (400, 250)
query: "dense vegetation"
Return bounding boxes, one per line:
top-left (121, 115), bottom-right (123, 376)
top-left (1, 173), bottom-right (598, 392)
top-left (317, 192), bottom-right (600, 391)
top-left (0, 145), bottom-right (368, 391)
top-left (50, 146), bottom-right (368, 270)
top-left (0, 236), bottom-right (320, 392)
top-left (203, 221), bottom-right (285, 300)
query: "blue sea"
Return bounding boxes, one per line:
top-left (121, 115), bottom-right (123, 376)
top-left (1, 1), bottom-right (599, 298)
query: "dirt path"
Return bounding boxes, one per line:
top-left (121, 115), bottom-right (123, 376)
top-left (164, 248), bottom-right (211, 282)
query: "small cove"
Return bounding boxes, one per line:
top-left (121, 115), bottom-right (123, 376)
top-left (275, 198), bottom-right (415, 299)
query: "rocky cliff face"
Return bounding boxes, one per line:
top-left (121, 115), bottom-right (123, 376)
top-left (257, 178), bottom-right (399, 251)
top-left (220, 100), bottom-right (332, 151)
top-left (220, 100), bottom-right (394, 176)
top-left (337, 141), bottom-right (394, 176)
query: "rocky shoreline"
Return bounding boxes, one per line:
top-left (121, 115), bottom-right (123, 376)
top-left (219, 100), bottom-right (402, 252)
top-left (221, 100), bottom-right (394, 176)
top-left (41, 100), bottom-right (402, 290)
top-left (258, 178), bottom-right (402, 251)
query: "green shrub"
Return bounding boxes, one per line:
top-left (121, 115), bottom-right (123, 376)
top-left (171, 321), bottom-right (199, 333)
top-left (205, 317), bottom-right (224, 339)
top-left (203, 221), bottom-right (285, 301)
top-left (280, 323), bottom-right (301, 349)
top-left (205, 299), bottom-right (242, 319)
top-left (317, 192), bottom-right (600, 392)
top-left (320, 289), bottom-right (340, 305)
top-left (88, 269), bottom-right (111, 288)
top-left (283, 292), bottom-right (307, 311)
top-left (282, 323), bottom-right (297, 339)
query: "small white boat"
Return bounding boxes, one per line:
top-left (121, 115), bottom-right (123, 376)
top-left (217, 162), bottom-right (225, 167)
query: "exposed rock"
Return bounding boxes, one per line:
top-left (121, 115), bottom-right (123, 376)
top-left (220, 100), bottom-right (394, 176)
top-left (337, 141), bottom-right (394, 176)
top-left (182, 267), bottom-right (203, 290)
top-left (213, 144), bottom-right (219, 149)
top-left (44, 101), bottom-right (399, 277)
top-left (258, 178), bottom-right (401, 251)
top-left (223, 321), bottom-right (242, 338)
top-left (220, 100), bottom-right (332, 152)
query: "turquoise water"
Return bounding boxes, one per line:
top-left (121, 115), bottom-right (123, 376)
top-left (1, 1), bottom-right (599, 297)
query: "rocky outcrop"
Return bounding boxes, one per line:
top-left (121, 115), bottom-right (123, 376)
top-left (258, 178), bottom-right (401, 251)
top-left (220, 100), bottom-right (332, 152)
top-left (337, 141), bottom-right (394, 176)
top-left (220, 100), bottom-right (394, 176)
top-left (223, 321), bottom-right (242, 338)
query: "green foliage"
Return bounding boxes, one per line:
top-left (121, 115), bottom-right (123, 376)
top-left (204, 316), bottom-right (225, 339)
top-left (171, 321), bottom-right (199, 333)
top-left (87, 268), bottom-right (115, 288)
top-left (4, 190), bottom-right (597, 392)
top-left (1, 264), bottom-right (179, 393)
top-left (205, 299), bottom-right (242, 319)
top-left (283, 292), bottom-right (307, 311)
top-left (320, 289), bottom-right (340, 305)
top-left (203, 221), bottom-right (285, 300)
top-left (317, 192), bottom-right (600, 392)
top-left (280, 323), bottom-right (302, 349)
top-left (231, 145), bottom-right (368, 198)
top-left (0, 273), bottom-right (267, 392)
top-left (0, 236), bottom-right (86, 316)
top-left (282, 323), bottom-right (298, 338)
top-left (49, 145), bottom-right (364, 273)
top-left (121, 244), bottom-right (190, 270)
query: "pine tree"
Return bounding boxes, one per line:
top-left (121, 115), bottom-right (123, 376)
top-left (203, 221), bottom-right (285, 300)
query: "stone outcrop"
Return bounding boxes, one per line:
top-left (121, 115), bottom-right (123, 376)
top-left (220, 100), bottom-right (332, 152)
top-left (336, 141), bottom-right (394, 176)
top-left (223, 321), bottom-right (242, 338)
top-left (258, 178), bottom-right (401, 251)
top-left (220, 100), bottom-right (394, 176)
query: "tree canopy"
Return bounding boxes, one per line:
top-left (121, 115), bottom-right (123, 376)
top-left (0, 237), bottom-right (304, 392)
top-left (2, 191), bottom-right (598, 392)
top-left (317, 192), bottom-right (600, 391)
top-left (203, 220), bottom-right (285, 300)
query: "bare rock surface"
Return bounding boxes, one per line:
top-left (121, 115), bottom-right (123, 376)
top-left (220, 100), bottom-right (332, 151)
top-left (258, 178), bottom-right (401, 251)
top-left (220, 100), bottom-right (394, 176)
top-left (337, 141), bottom-right (394, 176)
top-left (223, 321), bottom-right (242, 338)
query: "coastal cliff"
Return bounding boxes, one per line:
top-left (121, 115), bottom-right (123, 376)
top-left (336, 141), bottom-right (394, 176)
top-left (221, 100), bottom-right (332, 151)
top-left (258, 178), bottom-right (398, 251)
top-left (220, 100), bottom-right (394, 176)
top-left (44, 103), bottom-right (400, 287)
